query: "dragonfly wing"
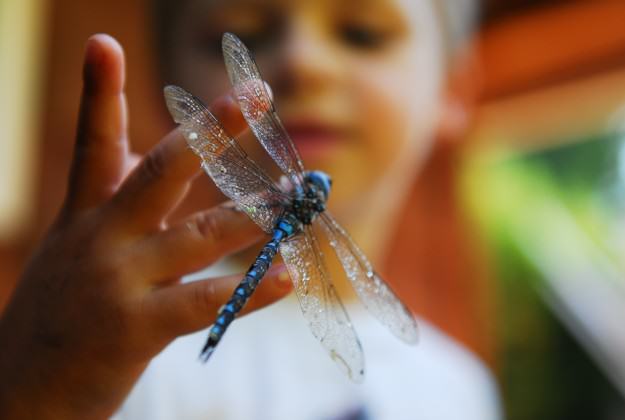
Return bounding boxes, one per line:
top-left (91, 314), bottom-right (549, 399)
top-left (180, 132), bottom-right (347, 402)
top-left (319, 212), bottom-right (419, 344)
top-left (222, 32), bottom-right (306, 188)
top-left (164, 85), bottom-right (288, 233)
top-left (280, 226), bottom-right (365, 383)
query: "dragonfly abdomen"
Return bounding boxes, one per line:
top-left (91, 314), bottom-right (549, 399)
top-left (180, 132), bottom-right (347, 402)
top-left (199, 214), bottom-right (300, 361)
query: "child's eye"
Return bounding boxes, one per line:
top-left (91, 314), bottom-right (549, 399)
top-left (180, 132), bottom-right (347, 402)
top-left (339, 23), bottom-right (391, 50)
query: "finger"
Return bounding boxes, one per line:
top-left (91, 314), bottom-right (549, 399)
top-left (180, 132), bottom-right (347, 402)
top-left (132, 203), bottom-right (264, 282)
top-left (64, 34), bottom-right (129, 217)
top-left (108, 92), bottom-right (248, 232)
top-left (145, 264), bottom-right (292, 339)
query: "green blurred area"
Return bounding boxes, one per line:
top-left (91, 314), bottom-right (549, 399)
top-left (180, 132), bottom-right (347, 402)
top-left (463, 131), bottom-right (625, 419)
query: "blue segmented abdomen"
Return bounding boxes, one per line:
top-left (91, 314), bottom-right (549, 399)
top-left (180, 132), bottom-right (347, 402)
top-left (199, 215), bottom-right (298, 361)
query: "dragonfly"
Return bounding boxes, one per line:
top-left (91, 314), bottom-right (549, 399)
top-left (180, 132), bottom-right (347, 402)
top-left (164, 32), bottom-right (418, 383)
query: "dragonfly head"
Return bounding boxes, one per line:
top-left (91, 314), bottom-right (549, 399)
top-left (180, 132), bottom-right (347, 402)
top-left (305, 171), bottom-right (332, 202)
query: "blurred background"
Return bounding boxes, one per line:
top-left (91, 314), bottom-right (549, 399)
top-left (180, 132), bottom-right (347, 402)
top-left (1, 0), bottom-right (625, 418)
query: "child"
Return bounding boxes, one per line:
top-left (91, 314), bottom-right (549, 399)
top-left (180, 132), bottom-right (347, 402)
top-left (0, 0), bottom-right (501, 419)
top-left (120, 0), bottom-right (501, 418)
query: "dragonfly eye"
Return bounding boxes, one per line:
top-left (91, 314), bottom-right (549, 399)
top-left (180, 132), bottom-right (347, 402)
top-left (306, 171), bottom-right (332, 200)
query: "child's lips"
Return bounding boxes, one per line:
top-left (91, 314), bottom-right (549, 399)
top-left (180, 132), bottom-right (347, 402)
top-left (283, 121), bottom-right (344, 158)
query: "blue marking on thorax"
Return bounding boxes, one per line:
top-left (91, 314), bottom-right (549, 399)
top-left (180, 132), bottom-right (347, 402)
top-left (277, 219), bottom-right (296, 236)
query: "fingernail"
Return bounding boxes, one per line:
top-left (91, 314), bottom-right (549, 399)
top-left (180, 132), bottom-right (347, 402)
top-left (211, 91), bottom-right (237, 112)
top-left (219, 201), bottom-right (247, 217)
top-left (267, 264), bottom-right (291, 289)
top-left (84, 34), bottom-right (113, 68)
top-left (82, 34), bottom-right (124, 94)
top-left (221, 91), bottom-right (238, 108)
top-left (216, 203), bottom-right (261, 234)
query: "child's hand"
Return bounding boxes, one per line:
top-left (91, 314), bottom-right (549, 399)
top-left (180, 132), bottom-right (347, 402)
top-left (0, 34), bottom-right (291, 419)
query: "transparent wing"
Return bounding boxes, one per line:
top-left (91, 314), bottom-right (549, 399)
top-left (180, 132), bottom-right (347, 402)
top-left (164, 85), bottom-right (288, 233)
top-left (280, 226), bottom-right (365, 383)
top-left (222, 32), bottom-right (306, 188)
top-left (319, 212), bottom-right (419, 344)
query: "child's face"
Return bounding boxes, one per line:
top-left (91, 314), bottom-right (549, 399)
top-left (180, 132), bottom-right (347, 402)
top-left (167, 0), bottom-right (445, 215)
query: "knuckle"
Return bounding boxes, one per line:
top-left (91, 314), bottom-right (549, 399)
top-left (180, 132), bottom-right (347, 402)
top-left (189, 211), bottom-right (223, 243)
top-left (140, 149), bottom-right (168, 182)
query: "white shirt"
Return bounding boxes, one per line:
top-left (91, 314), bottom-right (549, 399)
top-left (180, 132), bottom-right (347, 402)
top-left (113, 288), bottom-right (501, 420)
